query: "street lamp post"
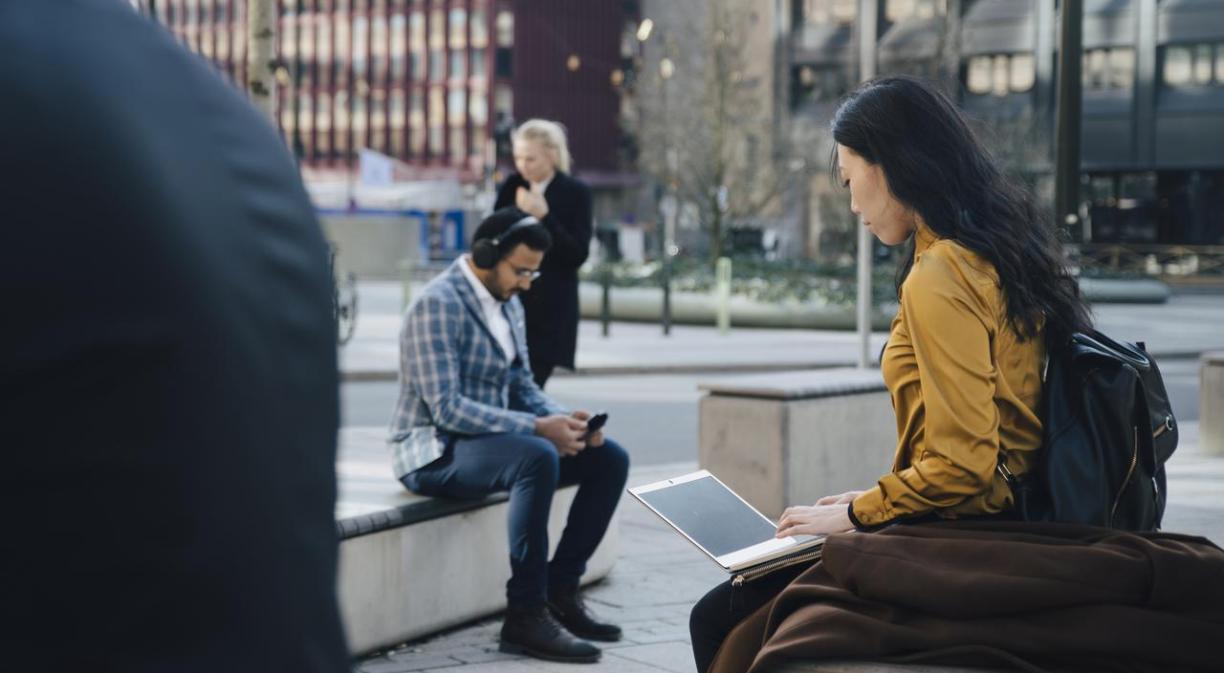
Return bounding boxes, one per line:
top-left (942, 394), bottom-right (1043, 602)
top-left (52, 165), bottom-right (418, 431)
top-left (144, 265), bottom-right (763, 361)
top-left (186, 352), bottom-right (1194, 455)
top-left (659, 51), bottom-right (676, 336)
top-left (638, 17), bottom-right (676, 336)
top-left (1054, 0), bottom-right (1084, 238)
top-left (855, 0), bottom-right (878, 368)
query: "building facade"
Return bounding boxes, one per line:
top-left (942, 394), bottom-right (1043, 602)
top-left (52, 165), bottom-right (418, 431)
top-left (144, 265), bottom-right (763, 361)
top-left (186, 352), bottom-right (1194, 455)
top-left (787, 0), bottom-right (1224, 255)
top-left (142, 0), bottom-right (636, 184)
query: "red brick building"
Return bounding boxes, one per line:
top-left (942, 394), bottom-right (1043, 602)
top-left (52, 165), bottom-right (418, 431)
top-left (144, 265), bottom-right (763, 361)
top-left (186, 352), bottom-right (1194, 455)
top-left (144, 0), bottom-right (636, 183)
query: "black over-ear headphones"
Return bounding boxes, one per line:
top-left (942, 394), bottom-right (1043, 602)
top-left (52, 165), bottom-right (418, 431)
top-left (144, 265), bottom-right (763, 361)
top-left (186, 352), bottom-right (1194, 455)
top-left (471, 215), bottom-right (542, 269)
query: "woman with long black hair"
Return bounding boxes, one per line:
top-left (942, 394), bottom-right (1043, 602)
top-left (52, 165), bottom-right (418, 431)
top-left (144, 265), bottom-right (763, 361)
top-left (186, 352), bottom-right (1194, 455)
top-left (688, 75), bottom-right (1092, 673)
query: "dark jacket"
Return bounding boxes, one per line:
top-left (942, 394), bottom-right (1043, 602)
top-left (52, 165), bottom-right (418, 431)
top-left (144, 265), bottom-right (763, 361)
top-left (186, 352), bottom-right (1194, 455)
top-left (1, 1), bottom-right (348, 670)
top-left (712, 521), bottom-right (1224, 673)
top-left (494, 171), bottom-right (592, 370)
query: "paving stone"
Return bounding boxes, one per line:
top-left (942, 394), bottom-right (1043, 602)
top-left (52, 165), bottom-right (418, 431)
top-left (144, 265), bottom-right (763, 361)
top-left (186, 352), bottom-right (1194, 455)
top-left (448, 647), bottom-right (520, 665)
top-left (367, 653), bottom-right (462, 672)
top-left (610, 641), bottom-right (698, 673)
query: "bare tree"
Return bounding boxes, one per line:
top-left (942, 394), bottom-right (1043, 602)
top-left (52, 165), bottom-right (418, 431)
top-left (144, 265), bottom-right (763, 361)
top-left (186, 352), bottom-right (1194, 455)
top-left (636, 0), bottom-right (793, 266)
top-left (247, 0), bottom-right (278, 119)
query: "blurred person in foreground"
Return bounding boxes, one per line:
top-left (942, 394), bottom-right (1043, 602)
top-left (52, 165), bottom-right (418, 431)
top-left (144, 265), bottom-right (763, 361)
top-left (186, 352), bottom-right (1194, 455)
top-left (388, 207), bottom-right (628, 664)
top-left (689, 75), bottom-right (1092, 673)
top-left (494, 119), bottom-right (592, 389)
top-left (1, 1), bottom-right (348, 670)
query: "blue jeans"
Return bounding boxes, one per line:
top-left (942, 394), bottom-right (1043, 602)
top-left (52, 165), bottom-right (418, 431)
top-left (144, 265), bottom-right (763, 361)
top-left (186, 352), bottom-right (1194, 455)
top-left (401, 433), bottom-right (630, 606)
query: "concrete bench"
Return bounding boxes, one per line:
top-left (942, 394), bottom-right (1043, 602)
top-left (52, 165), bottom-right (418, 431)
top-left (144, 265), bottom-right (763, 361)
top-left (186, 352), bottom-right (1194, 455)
top-left (698, 368), bottom-right (897, 519)
top-left (334, 427), bottom-right (618, 655)
top-left (1203, 351), bottom-right (1224, 456)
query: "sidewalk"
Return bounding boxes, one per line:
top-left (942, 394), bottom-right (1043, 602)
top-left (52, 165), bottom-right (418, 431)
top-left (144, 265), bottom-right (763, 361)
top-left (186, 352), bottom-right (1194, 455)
top-left (355, 421), bottom-right (1223, 673)
top-left (341, 282), bottom-right (1224, 381)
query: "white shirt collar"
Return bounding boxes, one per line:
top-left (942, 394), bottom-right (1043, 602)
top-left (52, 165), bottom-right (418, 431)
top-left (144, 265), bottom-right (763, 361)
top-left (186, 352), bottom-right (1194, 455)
top-left (532, 173), bottom-right (554, 194)
top-left (459, 255), bottom-right (517, 363)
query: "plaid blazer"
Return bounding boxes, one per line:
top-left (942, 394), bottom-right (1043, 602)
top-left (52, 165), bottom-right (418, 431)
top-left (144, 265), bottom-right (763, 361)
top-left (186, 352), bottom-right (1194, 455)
top-left (388, 257), bottom-right (566, 477)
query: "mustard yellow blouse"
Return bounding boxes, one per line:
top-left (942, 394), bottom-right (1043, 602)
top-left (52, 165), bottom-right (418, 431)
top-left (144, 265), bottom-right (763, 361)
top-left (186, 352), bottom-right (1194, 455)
top-left (849, 225), bottom-right (1045, 529)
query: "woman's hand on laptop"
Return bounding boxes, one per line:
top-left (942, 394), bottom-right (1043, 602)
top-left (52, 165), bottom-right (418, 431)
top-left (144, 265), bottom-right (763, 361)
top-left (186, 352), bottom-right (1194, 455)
top-left (814, 490), bottom-right (863, 506)
top-left (775, 503), bottom-right (853, 538)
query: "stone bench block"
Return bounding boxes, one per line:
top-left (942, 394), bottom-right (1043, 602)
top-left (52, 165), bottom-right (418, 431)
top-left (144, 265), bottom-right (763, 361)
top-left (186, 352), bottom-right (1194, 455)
top-left (699, 369), bottom-right (897, 519)
top-left (334, 428), bottom-right (618, 655)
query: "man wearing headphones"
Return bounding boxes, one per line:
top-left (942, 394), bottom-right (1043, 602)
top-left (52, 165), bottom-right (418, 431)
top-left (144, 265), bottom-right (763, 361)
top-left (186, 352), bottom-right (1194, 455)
top-left (389, 207), bottom-right (629, 663)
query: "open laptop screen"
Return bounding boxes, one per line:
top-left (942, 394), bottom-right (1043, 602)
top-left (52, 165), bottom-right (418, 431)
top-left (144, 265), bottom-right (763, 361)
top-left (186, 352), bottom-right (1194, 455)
top-left (635, 474), bottom-right (778, 557)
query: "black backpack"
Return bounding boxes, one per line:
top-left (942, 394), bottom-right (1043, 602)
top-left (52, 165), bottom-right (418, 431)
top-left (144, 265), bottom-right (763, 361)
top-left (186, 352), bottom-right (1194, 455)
top-left (1001, 329), bottom-right (1178, 531)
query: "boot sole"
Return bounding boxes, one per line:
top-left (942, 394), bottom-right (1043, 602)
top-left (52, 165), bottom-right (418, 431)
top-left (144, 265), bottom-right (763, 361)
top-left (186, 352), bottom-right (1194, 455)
top-left (564, 630), bottom-right (622, 643)
top-left (498, 641), bottom-right (600, 663)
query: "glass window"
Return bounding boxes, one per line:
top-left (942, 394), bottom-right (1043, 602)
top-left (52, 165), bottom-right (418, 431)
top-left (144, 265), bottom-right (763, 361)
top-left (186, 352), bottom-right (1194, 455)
top-left (335, 91), bottom-right (350, 154)
top-left (469, 89), bottom-right (488, 125)
top-left (450, 49), bottom-right (466, 79)
top-left (410, 90), bottom-right (425, 154)
top-left (280, 96), bottom-right (296, 140)
top-left (1217, 44), bottom-right (1224, 84)
top-left (448, 88), bottom-right (465, 124)
top-left (494, 83), bottom-right (512, 116)
top-left (300, 10), bottom-right (315, 62)
top-left (886, 0), bottom-right (915, 22)
top-left (411, 10), bottom-right (427, 80)
top-left (410, 9), bottom-right (425, 47)
top-left (470, 127), bottom-right (485, 158)
top-left (991, 54), bottom-right (1009, 96)
top-left (450, 127), bottom-right (465, 162)
top-left (495, 46), bottom-right (512, 78)
top-left (1109, 48), bottom-right (1135, 89)
top-left (391, 92), bottom-right (406, 156)
top-left (1164, 46), bottom-right (1192, 86)
top-left (390, 90), bottom-right (406, 130)
top-left (471, 48), bottom-right (486, 79)
top-left (450, 8), bottom-right (467, 48)
top-left (335, 10), bottom-right (351, 66)
top-left (281, 7), bottom-right (297, 60)
top-left (1195, 44), bottom-right (1214, 84)
top-left (429, 87), bottom-right (444, 154)
top-left (431, 9), bottom-right (446, 48)
top-left (371, 92), bottom-right (387, 152)
top-left (372, 14), bottom-right (388, 67)
top-left (496, 10), bottom-right (513, 47)
top-left (832, 0), bottom-right (856, 23)
top-left (318, 19), bottom-right (332, 72)
top-left (470, 9), bottom-right (488, 48)
top-left (317, 93), bottom-right (332, 156)
top-left (391, 14), bottom-right (407, 78)
top-left (967, 55), bottom-right (992, 94)
top-left (430, 47), bottom-right (445, 80)
top-left (353, 94), bottom-right (368, 150)
top-left (1085, 48), bottom-right (1107, 90)
top-left (352, 15), bottom-right (368, 76)
top-left (917, 0), bottom-right (944, 19)
top-left (1010, 52), bottom-right (1035, 93)
top-left (299, 92), bottom-right (314, 135)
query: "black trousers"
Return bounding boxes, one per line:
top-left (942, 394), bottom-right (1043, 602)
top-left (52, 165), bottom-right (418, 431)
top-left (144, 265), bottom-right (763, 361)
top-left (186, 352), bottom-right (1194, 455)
top-left (402, 433), bottom-right (629, 605)
top-left (688, 563), bottom-right (808, 673)
top-left (531, 358), bottom-right (556, 389)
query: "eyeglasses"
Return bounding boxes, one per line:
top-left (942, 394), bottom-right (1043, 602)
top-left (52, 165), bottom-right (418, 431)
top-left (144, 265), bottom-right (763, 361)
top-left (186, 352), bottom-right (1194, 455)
top-left (511, 267), bottom-right (542, 281)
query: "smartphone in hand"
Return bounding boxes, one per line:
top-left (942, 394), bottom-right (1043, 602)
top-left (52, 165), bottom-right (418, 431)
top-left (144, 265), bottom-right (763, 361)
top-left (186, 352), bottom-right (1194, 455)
top-left (581, 412), bottom-right (609, 440)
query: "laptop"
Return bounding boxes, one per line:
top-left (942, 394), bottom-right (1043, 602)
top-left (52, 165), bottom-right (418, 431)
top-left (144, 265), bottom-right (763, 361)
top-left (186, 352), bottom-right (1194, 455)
top-left (628, 470), bottom-right (824, 578)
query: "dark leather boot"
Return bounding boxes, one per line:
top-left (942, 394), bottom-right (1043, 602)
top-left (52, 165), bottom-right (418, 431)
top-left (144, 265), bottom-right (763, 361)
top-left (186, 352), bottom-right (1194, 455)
top-left (547, 585), bottom-right (623, 642)
top-left (499, 602), bottom-right (601, 663)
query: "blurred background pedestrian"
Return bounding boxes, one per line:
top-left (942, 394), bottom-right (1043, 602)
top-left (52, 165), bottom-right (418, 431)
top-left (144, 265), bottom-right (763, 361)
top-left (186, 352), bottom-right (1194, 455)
top-left (495, 119), bottom-right (593, 389)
